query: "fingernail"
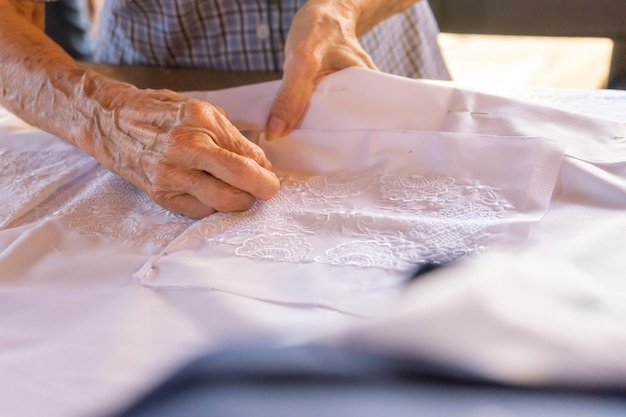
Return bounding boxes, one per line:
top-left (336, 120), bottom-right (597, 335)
top-left (266, 116), bottom-right (287, 141)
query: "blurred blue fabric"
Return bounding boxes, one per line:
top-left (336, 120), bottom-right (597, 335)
top-left (113, 346), bottom-right (626, 417)
top-left (45, 0), bottom-right (93, 61)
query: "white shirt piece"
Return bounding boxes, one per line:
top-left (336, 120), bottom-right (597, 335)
top-left (134, 68), bottom-right (594, 315)
top-left (136, 128), bottom-right (565, 313)
top-left (136, 69), bottom-right (626, 387)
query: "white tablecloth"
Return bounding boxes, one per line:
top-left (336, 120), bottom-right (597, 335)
top-left (1, 68), bottom-right (626, 417)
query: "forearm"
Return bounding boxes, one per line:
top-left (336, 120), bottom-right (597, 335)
top-left (1, 0), bottom-right (44, 28)
top-left (0, 9), bottom-right (176, 193)
top-left (0, 0), bottom-right (135, 160)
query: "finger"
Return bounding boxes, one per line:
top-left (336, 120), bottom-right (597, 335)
top-left (162, 127), bottom-right (279, 201)
top-left (266, 52), bottom-right (318, 141)
top-left (151, 170), bottom-right (258, 217)
top-left (186, 170), bottom-right (257, 212)
top-left (182, 142), bottom-right (280, 201)
top-left (266, 43), bottom-right (378, 141)
top-left (199, 106), bottom-right (274, 171)
top-left (162, 193), bottom-right (217, 219)
top-left (218, 126), bottom-right (274, 171)
top-left (204, 148), bottom-right (280, 201)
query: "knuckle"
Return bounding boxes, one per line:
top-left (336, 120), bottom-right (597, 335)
top-left (249, 146), bottom-right (266, 164)
top-left (188, 99), bottom-right (224, 124)
top-left (230, 157), bottom-right (257, 182)
top-left (185, 99), bottom-right (205, 115)
top-left (163, 128), bottom-right (184, 147)
top-left (163, 128), bottom-right (204, 155)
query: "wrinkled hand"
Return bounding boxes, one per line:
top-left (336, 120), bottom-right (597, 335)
top-left (82, 78), bottom-right (280, 219)
top-left (266, 0), bottom-right (377, 140)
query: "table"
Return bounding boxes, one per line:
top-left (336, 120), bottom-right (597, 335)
top-left (81, 62), bottom-right (282, 90)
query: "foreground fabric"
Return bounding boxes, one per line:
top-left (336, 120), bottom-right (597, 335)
top-left (1, 69), bottom-right (626, 417)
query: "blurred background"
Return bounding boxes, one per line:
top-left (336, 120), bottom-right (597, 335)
top-left (45, 0), bottom-right (624, 90)
top-left (439, 34), bottom-right (612, 89)
top-left (429, 0), bottom-right (625, 89)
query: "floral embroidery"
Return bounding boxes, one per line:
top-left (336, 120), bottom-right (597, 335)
top-left (195, 173), bottom-right (511, 272)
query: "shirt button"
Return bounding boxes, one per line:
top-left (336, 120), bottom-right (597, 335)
top-left (256, 24), bottom-right (270, 40)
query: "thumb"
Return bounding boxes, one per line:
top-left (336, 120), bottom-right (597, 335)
top-left (266, 58), bottom-right (318, 141)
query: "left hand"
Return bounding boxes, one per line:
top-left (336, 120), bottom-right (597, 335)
top-left (266, 0), bottom-right (377, 140)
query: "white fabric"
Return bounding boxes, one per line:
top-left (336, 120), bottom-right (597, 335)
top-left (136, 118), bottom-right (565, 315)
top-left (2, 69), bottom-right (626, 417)
top-left (332, 250), bottom-right (626, 388)
top-left (136, 130), bottom-right (564, 314)
top-left (137, 69), bottom-right (624, 315)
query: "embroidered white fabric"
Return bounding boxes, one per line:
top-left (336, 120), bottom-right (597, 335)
top-left (135, 126), bottom-right (564, 314)
top-left (131, 69), bottom-right (624, 314)
top-left (0, 133), bottom-right (194, 248)
top-left (0, 137), bottom-right (95, 229)
top-left (3, 69), bottom-right (626, 417)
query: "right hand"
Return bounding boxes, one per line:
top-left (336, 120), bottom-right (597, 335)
top-left (266, 0), bottom-right (378, 141)
top-left (80, 76), bottom-right (280, 219)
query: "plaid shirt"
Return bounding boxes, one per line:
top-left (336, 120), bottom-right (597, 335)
top-left (94, 0), bottom-right (449, 80)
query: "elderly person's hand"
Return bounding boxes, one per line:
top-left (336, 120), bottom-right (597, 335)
top-left (72, 74), bottom-right (280, 218)
top-left (0, 0), bottom-right (279, 219)
top-left (266, 0), bottom-right (419, 140)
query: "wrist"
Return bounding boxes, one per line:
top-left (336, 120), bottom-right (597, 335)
top-left (69, 69), bottom-right (137, 161)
